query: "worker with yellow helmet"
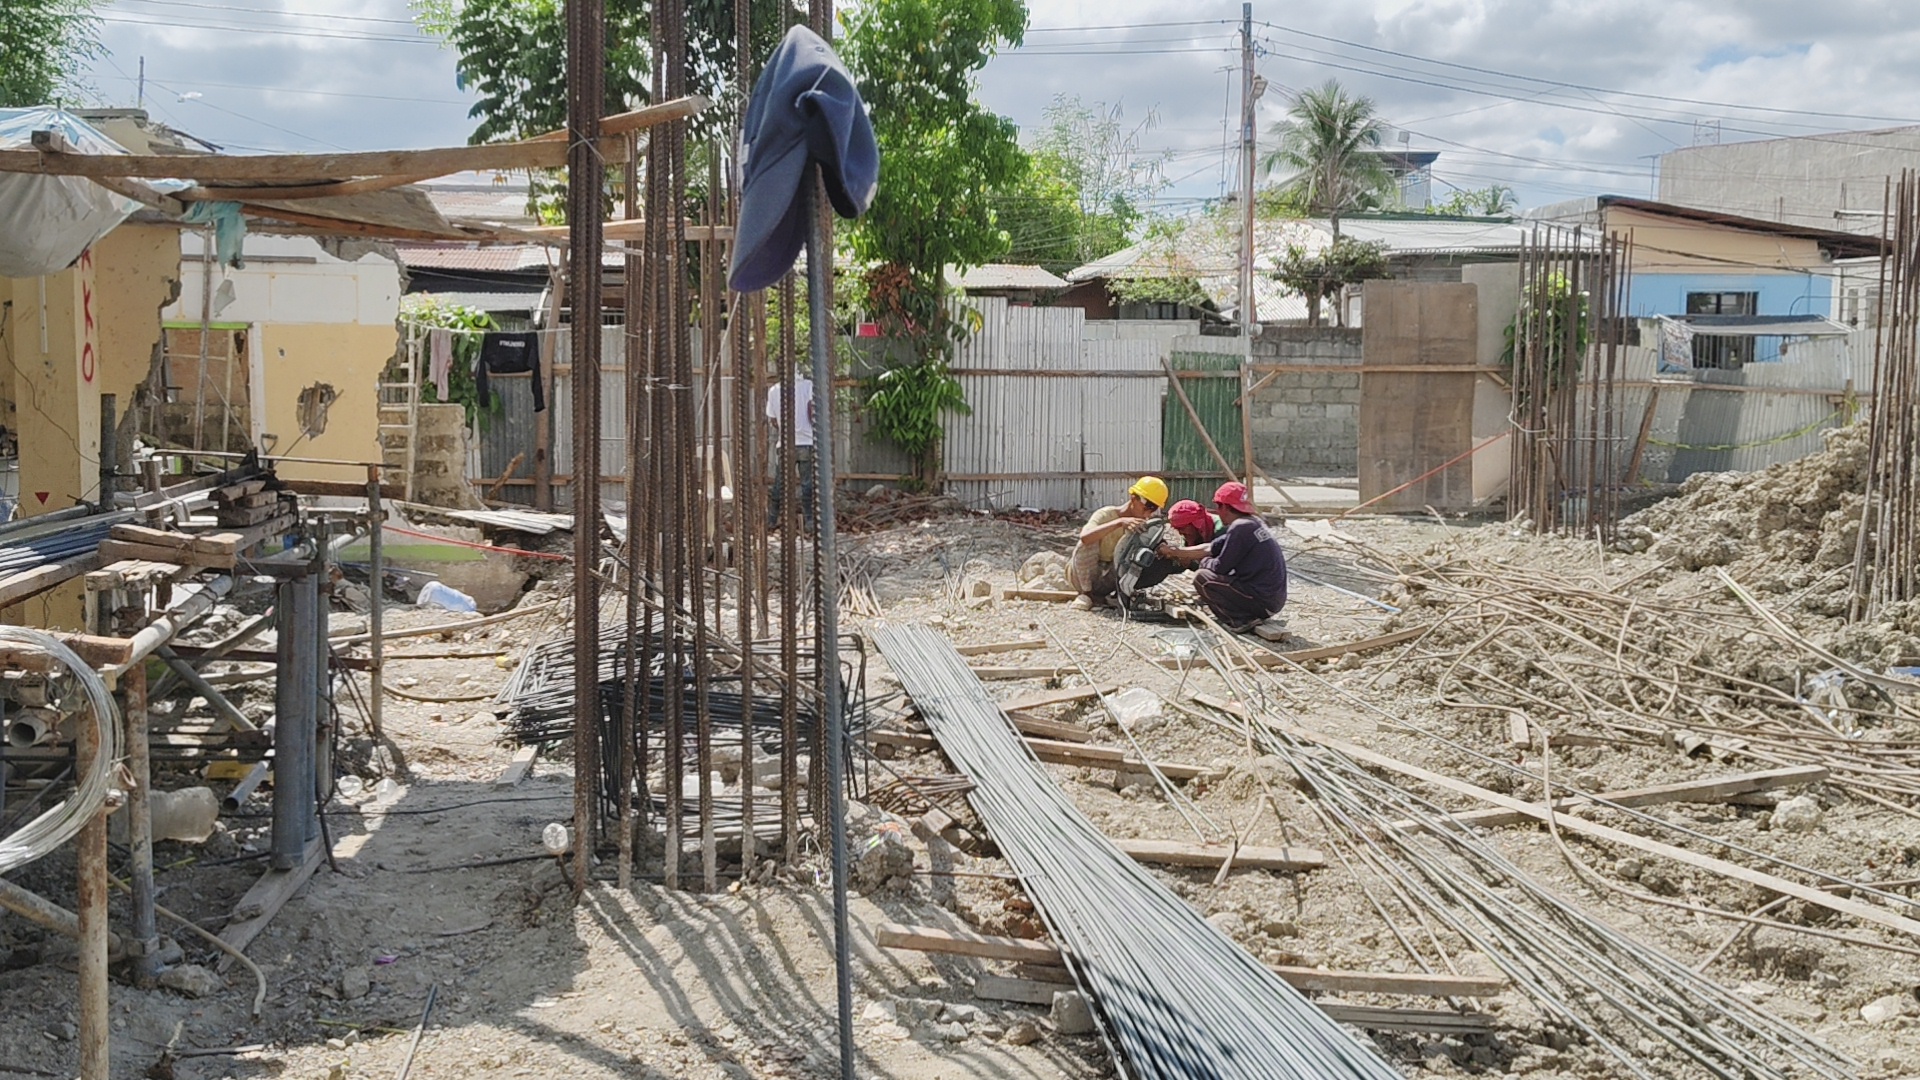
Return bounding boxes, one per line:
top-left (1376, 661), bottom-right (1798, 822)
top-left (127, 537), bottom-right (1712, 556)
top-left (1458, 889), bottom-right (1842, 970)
top-left (1068, 476), bottom-right (1169, 608)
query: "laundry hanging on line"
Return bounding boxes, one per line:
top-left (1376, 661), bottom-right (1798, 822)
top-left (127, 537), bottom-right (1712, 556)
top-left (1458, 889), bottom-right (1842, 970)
top-left (475, 331), bottom-right (546, 412)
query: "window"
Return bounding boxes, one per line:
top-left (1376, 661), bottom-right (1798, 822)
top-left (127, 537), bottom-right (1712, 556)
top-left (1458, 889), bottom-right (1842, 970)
top-left (1685, 291), bottom-right (1757, 369)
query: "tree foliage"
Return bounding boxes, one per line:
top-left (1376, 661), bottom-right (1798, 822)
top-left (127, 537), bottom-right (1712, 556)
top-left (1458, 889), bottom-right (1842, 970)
top-left (401, 296), bottom-right (501, 430)
top-left (1430, 184), bottom-right (1518, 217)
top-left (410, 0), bottom-right (793, 143)
top-left (1270, 236), bottom-right (1389, 328)
top-left (993, 96), bottom-right (1167, 272)
top-left (1260, 81), bottom-right (1398, 228)
top-left (839, 0), bottom-right (1028, 484)
top-left (0, 0), bottom-right (103, 108)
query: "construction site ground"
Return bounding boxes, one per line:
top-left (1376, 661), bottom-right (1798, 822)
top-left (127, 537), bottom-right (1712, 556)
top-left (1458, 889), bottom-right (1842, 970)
top-left (7, 485), bottom-right (1920, 1079)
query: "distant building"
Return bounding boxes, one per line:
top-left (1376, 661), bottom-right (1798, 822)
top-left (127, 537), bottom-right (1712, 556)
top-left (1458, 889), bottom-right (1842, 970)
top-left (1657, 127), bottom-right (1920, 237)
top-left (947, 263), bottom-right (1068, 305)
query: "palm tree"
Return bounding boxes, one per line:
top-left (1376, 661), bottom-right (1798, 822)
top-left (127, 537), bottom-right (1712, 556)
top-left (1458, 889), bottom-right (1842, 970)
top-left (1260, 81), bottom-right (1399, 234)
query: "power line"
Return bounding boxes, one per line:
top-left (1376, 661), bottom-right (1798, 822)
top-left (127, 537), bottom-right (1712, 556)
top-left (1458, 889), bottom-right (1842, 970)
top-left (145, 76), bottom-right (348, 151)
top-left (95, 73), bottom-right (470, 107)
top-left (1257, 20), bottom-right (1920, 127)
top-left (100, 13), bottom-right (436, 45)
top-left (1026, 20), bottom-right (1231, 33)
top-left (115, 0), bottom-right (419, 26)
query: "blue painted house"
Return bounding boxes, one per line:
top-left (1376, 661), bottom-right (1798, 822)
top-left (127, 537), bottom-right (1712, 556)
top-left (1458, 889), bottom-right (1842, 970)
top-left (1529, 195), bottom-right (1880, 366)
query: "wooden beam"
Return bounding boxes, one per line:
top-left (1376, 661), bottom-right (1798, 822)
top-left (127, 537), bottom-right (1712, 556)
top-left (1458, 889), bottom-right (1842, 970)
top-left (237, 202), bottom-right (479, 242)
top-left (276, 478), bottom-right (403, 499)
top-left (90, 174), bottom-right (185, 214)
top-left (1270, 967), bottom-right (1506, 998)
top-left (215, 837), bottom-right (324, 971)
top-left (527, 96), bottom-right (709, 142)
top-left (1256, 715), bottom-right (1920, 939)
top-left (6, 139), bottom-right (574, 181)
top-left (1006, 711), bottom-right (1094, 744)
top-left (495, 745), bottom-right (540, 790)
top-left (1394, 764), bottom-right (1830, 833)
top-left (178, 172), bottom-right (438, 204)
top-left (954, 638), bottom-right (1046, 657)
top-left (871, 728), bottom-right (1215, 781)
top-left (1112, 838), bottom-right (1324, 873)
top-left (519, 219), bottom-right (733, 243)
top-left (875, 923), bottom-right (1063, 965)
top-left (968, 665), bottom-right (1064, 681)
top-left (1319, 1005), bottom-right (1494, 1034)
top-left (973, 974), bottom-right (1073, 1006)
top-left (999, 685), bottom-right (1115, 711)
top-left (0, 551), bottom-right (105, 610)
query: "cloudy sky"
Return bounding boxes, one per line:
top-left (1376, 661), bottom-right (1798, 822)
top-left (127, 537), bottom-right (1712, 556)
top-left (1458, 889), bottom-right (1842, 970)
top-left (79, 0), bottom-right (1920, 213)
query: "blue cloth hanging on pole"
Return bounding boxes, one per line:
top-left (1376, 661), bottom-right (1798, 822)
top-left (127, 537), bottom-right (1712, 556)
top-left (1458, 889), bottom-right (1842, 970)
top-left (180, 200), bottom-right (248, 269)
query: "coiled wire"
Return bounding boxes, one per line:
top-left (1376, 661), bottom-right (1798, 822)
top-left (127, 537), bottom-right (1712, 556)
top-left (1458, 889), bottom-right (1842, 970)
top-left (0, 627), bottom-right (123, 873)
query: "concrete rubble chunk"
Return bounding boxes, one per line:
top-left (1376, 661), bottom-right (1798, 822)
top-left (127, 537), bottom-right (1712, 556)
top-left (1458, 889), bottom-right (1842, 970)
top-left (158, 963), bottom-right (223, 999)
top-left (1050, 990), bottom-right (1096, 1035)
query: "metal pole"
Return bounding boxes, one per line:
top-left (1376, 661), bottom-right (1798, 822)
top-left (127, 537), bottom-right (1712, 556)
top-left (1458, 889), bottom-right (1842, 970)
top-left (99, 393), bottom-right (116, 508)
top-left (366, 466), bottom-right (384, 738)
top-left (312, 521), bottom-right (333, 804)
top-left (807, 179), bottom-right (856, 1080)
top-left (566, 0), bottom-right (606, 894)
top-left (124, 662), bottom-right (160, 988)
top-left (192, 230), bottom-right (213, 456)
top-left (75, 687), bottom-right (110, 1080)
top-left (271, 574), bottom-right (315, 868)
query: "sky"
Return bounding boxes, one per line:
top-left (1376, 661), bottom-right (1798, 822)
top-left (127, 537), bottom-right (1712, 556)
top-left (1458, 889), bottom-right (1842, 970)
top-left (75, 0), bottom-right (1920, 215)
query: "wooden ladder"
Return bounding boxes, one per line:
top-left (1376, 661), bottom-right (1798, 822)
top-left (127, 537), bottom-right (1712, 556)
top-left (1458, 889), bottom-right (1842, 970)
top-left (379, 324), bottom-right (422, 501)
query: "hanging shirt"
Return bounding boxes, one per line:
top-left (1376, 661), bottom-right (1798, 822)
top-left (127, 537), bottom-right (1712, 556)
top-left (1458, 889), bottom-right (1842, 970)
top-left (765, 378), bottom-right (815, 447)
top-left (428, 328), bottom-right (454, 401)
top-left (475, 331), bottom-right (545, 412)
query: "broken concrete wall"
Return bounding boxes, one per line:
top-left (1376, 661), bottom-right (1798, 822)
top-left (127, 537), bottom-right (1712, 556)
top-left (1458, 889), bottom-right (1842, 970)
top-left (407, 402), bottom-right (483, 509)
top-left (1247, 326), bottom-right (1363, 477)
top-left (164, 233), bottom-right (401, 484)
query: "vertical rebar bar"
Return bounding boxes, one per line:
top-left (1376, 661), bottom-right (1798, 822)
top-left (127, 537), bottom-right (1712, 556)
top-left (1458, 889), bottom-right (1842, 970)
top-left (566, 0), bottom-right (607, 892)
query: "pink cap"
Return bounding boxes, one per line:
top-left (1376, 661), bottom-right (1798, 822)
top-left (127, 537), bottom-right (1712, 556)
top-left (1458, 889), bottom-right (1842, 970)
top-left (1168, 500), bottom-right (1210, 529)
top-left (1213, 481), bottom-right (1256, 514)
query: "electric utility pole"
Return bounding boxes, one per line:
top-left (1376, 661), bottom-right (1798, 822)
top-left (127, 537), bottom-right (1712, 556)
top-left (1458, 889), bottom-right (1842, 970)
top-left (1238, 3), bottom-right (1257, 485)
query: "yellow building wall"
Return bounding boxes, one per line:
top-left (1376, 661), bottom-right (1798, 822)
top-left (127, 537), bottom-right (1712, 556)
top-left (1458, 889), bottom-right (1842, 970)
top-left (92, 224), bottom-right (181, 413)
top-left (1609, 207), bottom-right (1830, 275)
top-left (257, 322), bottom-right (394, 484)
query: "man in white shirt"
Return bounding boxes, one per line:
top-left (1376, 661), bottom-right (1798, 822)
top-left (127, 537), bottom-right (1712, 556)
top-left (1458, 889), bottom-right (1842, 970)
top-left (766, 372), bottom-right (816, 529)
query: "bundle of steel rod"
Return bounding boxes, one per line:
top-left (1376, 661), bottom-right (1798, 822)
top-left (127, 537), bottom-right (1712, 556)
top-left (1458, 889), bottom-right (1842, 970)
top-left (873, 623), bottom-right (1406, 1080)
top-left (0, 511), bottom-right (129, 578)
top-left (1186, 631), bottom-right (1859, 1080)
top-left (1854, 169), bottom-right (1920, 618)
top-left (1509, 225), bottom-right (1631, 541)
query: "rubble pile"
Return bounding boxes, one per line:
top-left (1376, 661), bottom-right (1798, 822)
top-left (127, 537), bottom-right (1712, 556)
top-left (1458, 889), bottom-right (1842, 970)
top-left (1617, 423), bottom-right (1869, 609)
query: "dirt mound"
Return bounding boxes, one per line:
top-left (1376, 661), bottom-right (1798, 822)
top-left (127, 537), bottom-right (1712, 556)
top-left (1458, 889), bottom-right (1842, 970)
top-left (1619, 423), bottom-right (1869, 607)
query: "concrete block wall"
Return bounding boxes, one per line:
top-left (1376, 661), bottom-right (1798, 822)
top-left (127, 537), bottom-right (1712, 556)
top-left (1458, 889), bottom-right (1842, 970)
top-left (1248, 327), bottom-right (1363, 477)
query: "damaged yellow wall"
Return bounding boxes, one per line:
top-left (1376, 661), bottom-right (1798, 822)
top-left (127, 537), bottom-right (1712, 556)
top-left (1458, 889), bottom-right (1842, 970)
top-left (256, 322), bottom-right (392, 483)
top-left (0, 223), bottom-right (176, 629)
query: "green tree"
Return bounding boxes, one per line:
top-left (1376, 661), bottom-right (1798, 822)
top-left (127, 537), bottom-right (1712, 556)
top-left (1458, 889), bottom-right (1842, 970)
top-left (1430, 184), bottom-right (1517, 217)
top-left (993, 96), bottom-right (1165, 271)
top-left (1270, 236), bottom-right (1388, 328)
top-left (0, 0), bottom-right (103, 108)
top-left (410, 0), bottom-right (793, 143)
top-left (840, 0), bottom-right (1028, 486)
top-left (1260, 81), bottom-right (1398, 233)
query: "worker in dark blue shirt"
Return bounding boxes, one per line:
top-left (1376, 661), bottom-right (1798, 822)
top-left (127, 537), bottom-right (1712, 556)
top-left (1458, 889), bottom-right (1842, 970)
top-left (1156, 481), bottom-right (1288, 631)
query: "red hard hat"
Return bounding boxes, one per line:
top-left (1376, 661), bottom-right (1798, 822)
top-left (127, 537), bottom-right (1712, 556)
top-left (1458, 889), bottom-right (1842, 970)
top-left (1213, 481), bottom-right (1256, 513)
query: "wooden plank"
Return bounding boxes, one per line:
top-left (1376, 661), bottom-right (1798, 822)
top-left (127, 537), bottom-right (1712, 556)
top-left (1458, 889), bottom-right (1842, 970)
top-left (0, 551), bottom-right (105, 609)
top-left (998, 685), bottom-right (1114, 711)
top-left (875, 923), bottom-right (1062, 965)
top-left (1271, 967), bottom-right (1505, 998)
top-left (1261, 716), bottom-right (1920, 939)
top-left (214, 838), bottom-right (324, 972)
top-left (969, 665), bottom-right (1064, 681)
top-left (973, 974), bottom-right (1071, 1005)
top-left (525, 95), bottom-right (708, 142)
top-left (213, 502), bottom-right (281, 527)
top-left (7, 135), bottom-right (575, 180)
top-left (178, 172), bottom-right (438, 204)
top-left (212, 479), bottom-right (268, 502)
top-left (871, 729), bottom-right (1214, 781)
top-left (494, 745), bottom-right (540, 789)
top-left (1397, 764), bottom-right (1830, 833)
top-left (1006, 711), bottom-right (1093, 744)
top-left (1112, 838), bottom-right (1324, 873)
top-left (1318, 1005), bottom-right (1493, 1034)
top-left (1153, 628), bottom-right (1426, 671)
top-left (108, 524), bottom-right (239, 557)
top-left (276, 478), bottom-right (403, 499)
top-left (1005, 588), bottom-right (1077, 602)
top-left (98, 538), bottom-right (232, 570)
top-left (953, 639), bottom-right (1046, 657)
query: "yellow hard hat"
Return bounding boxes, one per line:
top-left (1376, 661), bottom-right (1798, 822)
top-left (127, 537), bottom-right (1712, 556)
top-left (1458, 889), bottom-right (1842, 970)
top-left (1128, 476), bottom-right (1169, 510)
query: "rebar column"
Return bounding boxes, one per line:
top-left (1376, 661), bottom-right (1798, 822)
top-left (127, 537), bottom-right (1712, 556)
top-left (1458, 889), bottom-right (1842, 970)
top-left (75, 678), bottom-right (110, 1080)
top-left (566, 0), bottom-right (607, 891)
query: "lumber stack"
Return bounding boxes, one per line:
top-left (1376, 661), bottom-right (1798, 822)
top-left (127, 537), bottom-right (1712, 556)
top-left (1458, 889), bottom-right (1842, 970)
top-left (210, 478), bottom-right (290, 528)
top-left (98, 524), bottom-right (243, 571)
